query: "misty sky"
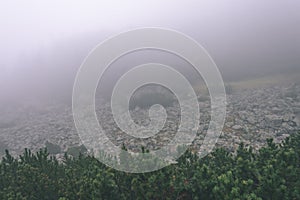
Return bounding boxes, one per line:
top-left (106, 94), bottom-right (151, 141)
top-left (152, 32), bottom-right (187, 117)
top-left (0, 0), bottom-right (299, 103)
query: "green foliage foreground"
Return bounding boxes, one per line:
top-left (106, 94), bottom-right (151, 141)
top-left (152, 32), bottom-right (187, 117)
top-left (0, 132), bottom-right (299, 200)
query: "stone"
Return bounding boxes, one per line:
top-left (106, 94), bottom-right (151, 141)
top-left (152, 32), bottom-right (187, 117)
top-left (232, 125), bottom-right (242, 130)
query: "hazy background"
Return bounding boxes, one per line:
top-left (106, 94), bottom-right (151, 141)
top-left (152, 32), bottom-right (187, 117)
top-left (0, 0), bottom-right (299, 106)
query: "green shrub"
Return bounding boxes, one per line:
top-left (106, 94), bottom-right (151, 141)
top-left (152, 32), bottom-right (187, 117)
top-left (0, 132), bottom-right (299, 199)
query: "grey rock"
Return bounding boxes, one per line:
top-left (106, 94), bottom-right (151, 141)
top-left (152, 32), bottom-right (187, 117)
top-left (232, 125), bottom-right (242, 130)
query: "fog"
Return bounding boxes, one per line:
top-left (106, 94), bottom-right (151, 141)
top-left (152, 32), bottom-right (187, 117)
top-left (0, 0), bottom-right (299, 106)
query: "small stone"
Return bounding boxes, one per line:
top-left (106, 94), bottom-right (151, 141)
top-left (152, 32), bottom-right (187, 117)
top-left (232, 125), bottom-right (242, 130)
